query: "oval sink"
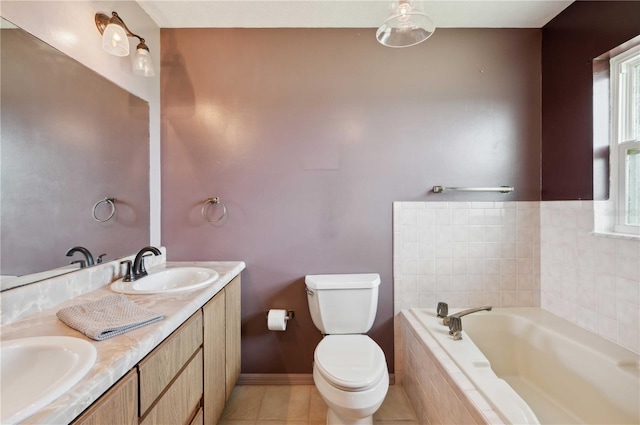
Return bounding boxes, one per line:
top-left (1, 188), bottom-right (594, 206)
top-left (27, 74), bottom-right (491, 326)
top-left (110, 267), bottom-right (219, 295)
top-left (1, 336), bottom-right (97, 424)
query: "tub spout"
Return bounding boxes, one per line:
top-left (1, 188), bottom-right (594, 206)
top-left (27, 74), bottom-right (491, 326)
top-left (442, 306), bottom-right (492, 326)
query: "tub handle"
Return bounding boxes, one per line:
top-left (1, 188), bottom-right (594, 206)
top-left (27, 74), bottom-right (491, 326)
top-left (449, 316), bottom-right (463, 340)
top-left (437, 301), bottom-right (448, 318)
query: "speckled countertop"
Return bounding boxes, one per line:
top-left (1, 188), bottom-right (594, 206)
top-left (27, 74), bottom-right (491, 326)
top-left (0, 261), bottom-right (245, 425)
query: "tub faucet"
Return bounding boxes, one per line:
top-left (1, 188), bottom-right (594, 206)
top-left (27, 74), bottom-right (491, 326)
top-left (66, 246), bottom-right (94, 268)
top-left (442, 305), bottom-right (493, 326)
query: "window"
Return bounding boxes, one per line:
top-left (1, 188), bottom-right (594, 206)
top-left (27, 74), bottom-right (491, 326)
top-left (610, 45), bottom-right (640, 235)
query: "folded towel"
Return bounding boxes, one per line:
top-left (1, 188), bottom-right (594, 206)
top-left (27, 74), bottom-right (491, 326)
top-left (57, 294), bottom-right (163, 341)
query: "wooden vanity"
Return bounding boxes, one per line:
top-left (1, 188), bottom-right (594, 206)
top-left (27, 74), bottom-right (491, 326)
top-left (0, 260), bottom-right (245, 425)
top-left (72, 276), bottom-right (241, 425)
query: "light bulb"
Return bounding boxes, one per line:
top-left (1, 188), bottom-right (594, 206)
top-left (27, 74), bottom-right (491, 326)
top-left (102, 23), bottom-right (129, 57)
top-left (133, 47), bottom-right (155, 77)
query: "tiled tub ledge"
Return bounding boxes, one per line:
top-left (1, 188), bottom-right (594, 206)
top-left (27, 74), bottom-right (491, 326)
top-left (0, 260), bottom-right (245, 425)
top-left (399, 310), bottom-right (503, 425)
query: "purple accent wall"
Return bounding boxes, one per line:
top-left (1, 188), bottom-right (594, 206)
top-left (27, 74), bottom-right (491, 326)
top-left (1, 28), bottom-right (150, 276)
top-left (541, 1), bottom-right (640, 201)
top-left (161, 28), bottom-right (541, 373)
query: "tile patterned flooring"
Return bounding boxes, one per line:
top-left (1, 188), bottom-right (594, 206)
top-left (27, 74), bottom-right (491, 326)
top-left (218, 384), bottom-right (419, 425)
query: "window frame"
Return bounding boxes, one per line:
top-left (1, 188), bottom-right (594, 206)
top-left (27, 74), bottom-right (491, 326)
top-left (610, 44), bottom-right (640, 236)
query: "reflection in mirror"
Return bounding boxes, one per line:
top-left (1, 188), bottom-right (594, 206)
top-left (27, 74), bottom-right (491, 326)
top-left (0, 17), bottom-right (150, 291)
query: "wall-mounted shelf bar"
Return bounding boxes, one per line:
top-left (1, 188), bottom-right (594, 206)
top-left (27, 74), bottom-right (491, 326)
top-left (432, 186), bottom-right (514, 194)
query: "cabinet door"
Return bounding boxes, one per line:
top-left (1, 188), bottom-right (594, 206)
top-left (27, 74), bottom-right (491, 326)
top-left (225, 275), bottom-right (241, 400)
top-left (138, 311), bottom-right (203, 415)
top-left (203, 289), bottom-right (226, 425)
top-left (140, 349), bottom-right (203, 425)
top-left (190, 408), bottom-right (204, 425)
top-left (72, 369), bottom-right (137, 425)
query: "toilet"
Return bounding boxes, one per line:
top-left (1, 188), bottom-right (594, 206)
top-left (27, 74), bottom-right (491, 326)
top-left (305, 273), bottom-right (389, 425)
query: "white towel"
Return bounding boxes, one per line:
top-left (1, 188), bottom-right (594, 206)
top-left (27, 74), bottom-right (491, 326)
top-left (57, 294), bottom-right (163, 341)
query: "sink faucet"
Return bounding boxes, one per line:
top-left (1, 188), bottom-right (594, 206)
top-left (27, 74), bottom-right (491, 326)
top-left (66, 246), bottom-right (95, 268)
top-left (121, 246), bottom-right (162, 282)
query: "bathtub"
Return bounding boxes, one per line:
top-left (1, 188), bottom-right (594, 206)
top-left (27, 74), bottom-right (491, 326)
top-left (402, 308), bottom-right (640, 425)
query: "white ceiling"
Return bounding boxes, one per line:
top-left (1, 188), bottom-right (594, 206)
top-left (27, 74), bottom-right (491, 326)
top-left (136, 0), bottom-right (574, 29)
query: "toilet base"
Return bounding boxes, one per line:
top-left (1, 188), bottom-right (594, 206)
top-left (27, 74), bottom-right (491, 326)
top-left (326, 408), bottom-right (373, 425)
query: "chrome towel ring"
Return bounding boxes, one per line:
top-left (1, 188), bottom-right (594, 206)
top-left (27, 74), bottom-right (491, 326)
top-left (201, 197), bottom-right (227, 222)
top-left (92, 197), bottom-right (116, 222)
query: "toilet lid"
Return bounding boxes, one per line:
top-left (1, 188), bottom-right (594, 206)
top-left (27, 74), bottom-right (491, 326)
top-left (314, 335), bottom-right (387, 391)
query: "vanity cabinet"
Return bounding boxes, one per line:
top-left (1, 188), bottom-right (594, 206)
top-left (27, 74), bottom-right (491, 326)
top-left (139, 312), bottom-right (203, 424)
top-left (72, 369), bottom-right (138, 425)
top-left (203, 275), bottom-right (241, 424)
top-left (71, 275), bottom-right (241, 425)
top-left (225, 276), bottom-right (241, 399)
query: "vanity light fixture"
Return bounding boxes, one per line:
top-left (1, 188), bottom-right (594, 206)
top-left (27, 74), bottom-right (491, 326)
top-left (376, 0), bottom-right (435, 48)
top-left (95, 11), bottom-right (155, 77)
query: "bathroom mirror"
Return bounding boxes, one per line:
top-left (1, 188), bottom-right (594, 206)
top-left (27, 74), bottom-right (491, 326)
top-left (0, 17), bottom-right (150, 291)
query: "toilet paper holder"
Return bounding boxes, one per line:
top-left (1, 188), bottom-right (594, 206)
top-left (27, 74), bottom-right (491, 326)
top-left (266, 310), bottom-right (295, 321)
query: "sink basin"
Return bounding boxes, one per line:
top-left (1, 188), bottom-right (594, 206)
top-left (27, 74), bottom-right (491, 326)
top-left (1, 336), bottom-right (97, 424)
top-left (110, 267), bottom-right (219, 295)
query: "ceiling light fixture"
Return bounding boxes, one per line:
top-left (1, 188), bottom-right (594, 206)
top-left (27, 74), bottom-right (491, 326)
top-left (376, 0), bottom-right (435, 48)
top-left (95, 11), bottom-right (155, 77)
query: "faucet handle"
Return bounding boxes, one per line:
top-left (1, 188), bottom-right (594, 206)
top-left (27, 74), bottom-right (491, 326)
top-left (120, 260), bottom-right (134, 282)
top-left (437, 301), bottom-right (449, 318)
top-left (97, 254), bottom-right (106, 264)
top-left (448, 316), bottom-right (463, 340)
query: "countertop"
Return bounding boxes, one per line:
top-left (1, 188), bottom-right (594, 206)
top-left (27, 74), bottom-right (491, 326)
top-left (0, 261), bottom-right (245, 425)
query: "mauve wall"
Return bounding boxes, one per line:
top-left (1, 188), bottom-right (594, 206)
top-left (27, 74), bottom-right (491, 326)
top-left (541, 1), bottom-right (640, 201)
top-left (161, 28), bottom-right (541, 373)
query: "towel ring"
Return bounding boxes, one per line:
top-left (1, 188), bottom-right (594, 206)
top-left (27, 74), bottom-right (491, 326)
top-left (201, 197), bottom-right (227, 222)
top-left (92, 197), bottom-right (116, 222)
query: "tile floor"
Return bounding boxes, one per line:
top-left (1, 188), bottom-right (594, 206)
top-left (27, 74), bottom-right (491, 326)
top-left (218, 384), bottom-right (418, 425)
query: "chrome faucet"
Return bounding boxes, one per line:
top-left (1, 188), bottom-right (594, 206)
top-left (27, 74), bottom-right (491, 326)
top-left (121, 246), bottom-right (161, 282)
top-left (66, 246), bottom-right (95, 268)
top-left (442, 305), bottom-right (492, 326)
top-left (437, 302), bottom-right (492, 340)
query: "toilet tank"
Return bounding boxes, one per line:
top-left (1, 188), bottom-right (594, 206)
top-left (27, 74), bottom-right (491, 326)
top-left (305, 273), bottom-right (380, 334)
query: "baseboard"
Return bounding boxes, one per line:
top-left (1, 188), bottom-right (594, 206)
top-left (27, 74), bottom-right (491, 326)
top-left (237, 373), bottom-right (396, 386)
top-left (237, 373), bottom-right (314, 385)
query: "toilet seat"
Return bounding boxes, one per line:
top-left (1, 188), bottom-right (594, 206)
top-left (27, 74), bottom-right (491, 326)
top-left (314, 335), bottom-right (387, 392)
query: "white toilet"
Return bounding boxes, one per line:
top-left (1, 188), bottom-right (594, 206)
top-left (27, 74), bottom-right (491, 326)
top-left (305, 273), bottom-right (389, 425)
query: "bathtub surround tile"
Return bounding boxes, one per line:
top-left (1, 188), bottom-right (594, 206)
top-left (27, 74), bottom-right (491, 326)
top-left (540, 201), bottom-right (640, 354)
top-left (394, 198), bottom-right (640, 404)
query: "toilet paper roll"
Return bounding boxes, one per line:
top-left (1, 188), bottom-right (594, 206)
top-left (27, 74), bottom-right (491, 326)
top-left (267, 309), bottom-right (288, 331)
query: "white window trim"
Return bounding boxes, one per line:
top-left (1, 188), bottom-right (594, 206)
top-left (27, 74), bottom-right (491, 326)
top-left (608, 44), bottom-right (640, 237)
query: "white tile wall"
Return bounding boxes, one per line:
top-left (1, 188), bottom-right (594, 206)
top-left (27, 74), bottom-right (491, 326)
top-left (540, 201), bottom-right (640, 353)
top-left (393, 201), bottom-right (541, 314)
top-left (394, 200), bottom-right (639, 391)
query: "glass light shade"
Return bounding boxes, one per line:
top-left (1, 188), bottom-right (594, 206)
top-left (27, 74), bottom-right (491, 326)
top-left (376, 2), bottom-right (435, 48)
top-left (133, 48), bottom-right (155, 77)
top-left (102, 23), bottom-right (129, 57)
